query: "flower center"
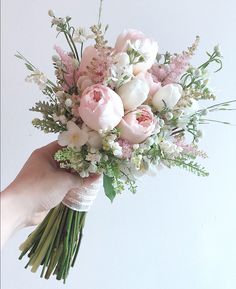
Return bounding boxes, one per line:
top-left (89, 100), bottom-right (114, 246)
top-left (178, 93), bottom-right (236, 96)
top-left (93, 90), bottom-right (102, 102)
top-left (71, 134), bottom-right (79, 143)
top-left (136, 110), bottom-right (151, 125)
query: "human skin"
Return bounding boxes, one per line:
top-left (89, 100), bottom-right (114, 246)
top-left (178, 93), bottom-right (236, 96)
top-left (1, 141), bottom-right (100, 247)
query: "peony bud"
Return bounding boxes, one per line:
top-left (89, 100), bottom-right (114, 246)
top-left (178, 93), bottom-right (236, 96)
top-left (152, 84), bottom-right (182, 111)
top-left (117, 78), bottom-right (149, 111)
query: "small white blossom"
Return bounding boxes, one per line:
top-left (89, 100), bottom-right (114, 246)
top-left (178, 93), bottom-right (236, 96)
top-left (79, 170), bottom-right (90, 178)
top-left (25, 70), bottom-right (48, 91)
top-left (58, 121), bottom-right (88, 150)
top-left (133, 144), bottom-right (139, 150)
top-left (112, 142), bottom-right (123, 157)
top-left (73, 27), bottom-right (95, 43)
top-left (103, 155), bottom-right (109, 161)
top-left (48, 10), bottom-right (55, 17)
top-left (58, 115), bottom-right (67, 124)
top-left (165, 112), bottom-right (173, 120)
top-left (86, 152), bottom-right (101, 163)
top-left (159, 140), bottom-right (183, 157)
top-left (88, 164), bottom-right (98, 174)
top-left (65, 98), bottom-right (73, 107)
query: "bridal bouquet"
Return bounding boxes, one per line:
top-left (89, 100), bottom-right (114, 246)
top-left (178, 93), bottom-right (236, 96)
top-left (17, 2), bottom-right (235, 283)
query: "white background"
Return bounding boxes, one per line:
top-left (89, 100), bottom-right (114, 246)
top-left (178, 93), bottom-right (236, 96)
top-left (1, 0), bottom-right (236, 289)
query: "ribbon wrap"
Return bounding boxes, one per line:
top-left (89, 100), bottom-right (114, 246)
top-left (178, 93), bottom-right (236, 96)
top-left (62, 176), bottom-right (102, 212)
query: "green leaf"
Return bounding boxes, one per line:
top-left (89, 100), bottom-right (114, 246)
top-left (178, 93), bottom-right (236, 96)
top-left (103, 174), bottom-right (116, 202)
top-left (25, 63), bottom-right (34, 71)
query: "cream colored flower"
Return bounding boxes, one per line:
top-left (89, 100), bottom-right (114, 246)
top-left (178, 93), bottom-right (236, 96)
top-left (58, 121), bottom-right (88, 150)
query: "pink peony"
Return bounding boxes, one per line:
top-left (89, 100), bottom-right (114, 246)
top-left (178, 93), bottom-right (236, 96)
top-left (79, 84), bottom-right (124, 132)
top-left (118, 105), bottom-right (156, 144)
top-left (115, 29), bottom-right (158, 75)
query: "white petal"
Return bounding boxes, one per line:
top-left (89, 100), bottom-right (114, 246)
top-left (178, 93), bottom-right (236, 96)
top-left (58, 131), bottom-right (71, 146)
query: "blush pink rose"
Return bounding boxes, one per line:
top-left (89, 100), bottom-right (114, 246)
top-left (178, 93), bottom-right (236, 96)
top-left (118, 105), bottom-right (156, 144)
top-left (79, 84), bottom-right (124, 132)
top-left (115, 29), bottom-right (158, 75)
top-left (78, 46), bottom-right (98, 74)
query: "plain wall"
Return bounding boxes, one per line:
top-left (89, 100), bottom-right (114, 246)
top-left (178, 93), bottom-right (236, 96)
top-left (1, 0), bottom-right (236, 289)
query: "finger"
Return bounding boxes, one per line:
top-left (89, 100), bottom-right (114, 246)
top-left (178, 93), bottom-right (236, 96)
top-left (40, 141), bottom-right (62, 167)
top-left (41, 141), bottom-right (61, 155)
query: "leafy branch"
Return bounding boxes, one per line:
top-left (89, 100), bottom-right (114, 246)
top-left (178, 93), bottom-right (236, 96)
top-left (163, 157), bottom-right (209, 177)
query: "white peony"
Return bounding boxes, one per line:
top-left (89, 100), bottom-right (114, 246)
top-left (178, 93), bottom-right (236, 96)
top-left (116, 78), bottom-right (149, 111)
top-left (152, 84), bottom-right (183, 111)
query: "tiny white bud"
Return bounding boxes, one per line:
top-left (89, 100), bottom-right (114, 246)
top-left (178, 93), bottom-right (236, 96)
top-left (48, 10), bottom-right (55, 17)
top-left (165, 112), bottom-right (173, 120)
top-left (197, 130), bottom-right (203, 138)
top-left (52, 55), bottom-right (60, 62)
top-left (65, 98), bottom-right (73, 107)
top-left (159, 119), bottom-right (165, 127)
top-left (103, 155), bottom-right (109, 161)
top-left (133, 144), bottom-right (139, 150)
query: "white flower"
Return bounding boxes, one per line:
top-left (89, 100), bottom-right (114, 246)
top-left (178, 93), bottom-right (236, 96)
top-left (159, 140), bottom-right (183, 157)
top-left (177, 99), bottom-right (200, 129)
top-left (112, 142), bottom-right (123, 157)
top-left (65, 98), bottom-right (73, 107)
top-left (25, 70), bottom-right (48, 91)
top-left (88, 163), bottom-right (98, 173)
top-left (58, 121), bottom-right (88, 150)
top-left (48, 10), bottom-right (55, 17)
top-left (110, 53), bottom-right (133, 87)
top-left (82, 124), bottom-right (103, 149)
top-left (79, 170), bottom-right (90, 178)
top-left (152, 84), bottom-right (182, 111)
top-left (117, 78), bottom-right (149, 110)
top-left (86, 152), bottom-right (101, 163)
top-left (58, 115), bottom-right (67, 124)
top-left (73, 27), bottom-right (95, 43)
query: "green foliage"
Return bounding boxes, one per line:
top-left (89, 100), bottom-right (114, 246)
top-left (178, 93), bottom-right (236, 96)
top-left (30, 100), bottom-right (58, 115)
top-left (32, 118), bottom-right (65, 133)
top-left (163, 157), bottom-right (209, 177)
top-left (31, 100), bottom-right (66, 133)
top-left (103, 174), bottom-right (116, 202)
top-left (54, 147), bottom-right (89, 172)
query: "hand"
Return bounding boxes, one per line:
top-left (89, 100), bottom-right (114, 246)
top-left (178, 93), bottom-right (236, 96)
top-left (1, 141), bottom-right (101, 247)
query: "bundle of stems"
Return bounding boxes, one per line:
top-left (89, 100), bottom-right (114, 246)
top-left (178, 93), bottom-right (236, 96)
top-left (19, 203), bottom-right (86, 283)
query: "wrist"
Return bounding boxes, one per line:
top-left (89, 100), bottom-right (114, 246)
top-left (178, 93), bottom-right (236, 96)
top-left (1, 185), bottom-right (29, 247)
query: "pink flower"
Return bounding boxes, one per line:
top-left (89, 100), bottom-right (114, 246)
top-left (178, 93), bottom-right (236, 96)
top-left (79, 84), bottom-right (124, 132)
top-left (118, 105), bottom-right (156, 144)
top-left (79, 46), bottom-right (114, 84)
top-left (77, 75), bottom-right (94, 92)
top-left (54, 46), bottom-right (80, 91)
top-left (78, 46), bottom-right (98, 75)
top-left (136, 71), bottom-right (161, 96)
top-left (117, 138), bottom-right (133, 159)
top-left (150, 53), bottom-right (190, 86)
top-left (115, 29), bottom-right (158, 75)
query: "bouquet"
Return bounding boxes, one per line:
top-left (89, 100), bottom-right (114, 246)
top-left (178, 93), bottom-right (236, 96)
top-left (17, 1), bottom-right (235, 283)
